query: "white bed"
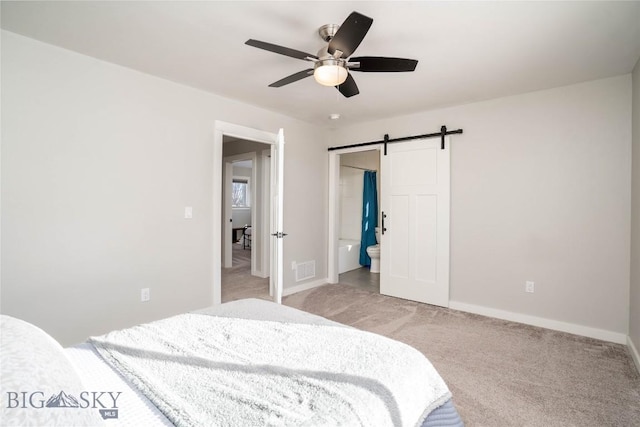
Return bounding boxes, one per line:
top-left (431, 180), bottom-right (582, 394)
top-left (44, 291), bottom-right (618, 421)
top-left (63, 300), bottom-right (343, 426)
top-left (1, 299), bottom-right (463, 426)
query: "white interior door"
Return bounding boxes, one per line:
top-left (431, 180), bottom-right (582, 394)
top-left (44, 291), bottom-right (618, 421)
top-left (380, 138), bottom-right (450, 306)
top-left (270, 129), bottom-right (285, 303)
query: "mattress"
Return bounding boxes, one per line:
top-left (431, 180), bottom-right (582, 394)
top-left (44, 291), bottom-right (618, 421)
top-left (65, 299), bottom-right (463, 426)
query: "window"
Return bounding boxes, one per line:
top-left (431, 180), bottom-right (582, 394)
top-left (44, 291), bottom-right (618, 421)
top-left (232, 177), bottom-right (250, 208)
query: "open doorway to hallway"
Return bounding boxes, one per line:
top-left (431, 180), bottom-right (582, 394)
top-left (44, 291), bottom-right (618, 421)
top-left (221, 136), bottom-right (271, 302)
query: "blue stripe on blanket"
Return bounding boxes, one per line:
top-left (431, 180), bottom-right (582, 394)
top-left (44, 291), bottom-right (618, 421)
top-left (421, 399), bottom-right (464, 427)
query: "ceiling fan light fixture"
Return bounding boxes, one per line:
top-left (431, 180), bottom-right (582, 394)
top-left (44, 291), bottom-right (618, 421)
top-left (314, 59), bottom-right (348, 87)
top-left (247, 11), bottom-right (417, 97)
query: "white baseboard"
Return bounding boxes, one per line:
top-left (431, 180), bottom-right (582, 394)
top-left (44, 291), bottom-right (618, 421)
top-left (628, 336), bottom-right (640, 374)
top-left (252, 269), bottom-right (268, 279)
top-left (449, 300), bottom-right (627, 344)
top-left (282, 278), bottom-right (327, 297)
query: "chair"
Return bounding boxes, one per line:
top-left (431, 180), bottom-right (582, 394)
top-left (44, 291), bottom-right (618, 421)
top-left (242, 226), bottom-right (252, 250)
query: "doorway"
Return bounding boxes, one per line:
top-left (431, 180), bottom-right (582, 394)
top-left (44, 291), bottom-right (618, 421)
top-left (328, 137), bottom-right (451, 307)
top-left (328, 147), bottom-right (382, 294)
top-left (212, 121), bottom-right (284, 306)
top-left (222, 141), bottom-right (270, 302)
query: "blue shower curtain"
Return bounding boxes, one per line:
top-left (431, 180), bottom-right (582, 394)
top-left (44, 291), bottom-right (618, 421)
top-left (359, 171), bottom-right (378, 266)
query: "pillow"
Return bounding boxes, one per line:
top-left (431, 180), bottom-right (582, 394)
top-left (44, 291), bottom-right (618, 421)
top-left (0, 315), bottom-right (104, 426)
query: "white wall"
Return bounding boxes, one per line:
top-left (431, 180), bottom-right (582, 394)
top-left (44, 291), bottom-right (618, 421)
top-left (231, 210), bottom-right (251, 229)
top-left (333, 75), bottom-right (632, 337)
top-left (339, 166), bottom-right (364, 241)
top-left (0, 31), bottom-right (328, 345)
top-left (339, 150), bottom-right (381, 241)
top-left (340, 150), bottom-right (380, 171)
top-left (630, 58), bottom-right (640, 362)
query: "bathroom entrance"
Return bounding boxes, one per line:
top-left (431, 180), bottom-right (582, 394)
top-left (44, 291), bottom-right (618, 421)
top-left (330, 148), bottom-right (382, 294)
top-left (328, 137), bottom-right (451, 306)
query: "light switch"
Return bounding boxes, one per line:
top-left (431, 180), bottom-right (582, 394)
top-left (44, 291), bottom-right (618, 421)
top-left (184, 206), bottom-right (193, 219)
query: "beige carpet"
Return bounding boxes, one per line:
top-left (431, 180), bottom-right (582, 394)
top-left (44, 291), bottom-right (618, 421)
top-left (221, 243), bottom-right (271, 302)
top-left (283, 284), bottom-right (640, 426)
top-left (222, 254), bottom-right (640, 425)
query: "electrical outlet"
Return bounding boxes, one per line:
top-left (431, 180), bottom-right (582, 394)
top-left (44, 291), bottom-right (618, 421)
top-left (141, 288), bottom-right (150, 302)
top-left (291, 261), bottom-right (296, 270)
top-left (525, 281), bottom-right (535, 293)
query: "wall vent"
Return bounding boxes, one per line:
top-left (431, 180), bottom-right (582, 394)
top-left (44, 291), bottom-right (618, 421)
top-left (295, 261), bottom-right (316, 282)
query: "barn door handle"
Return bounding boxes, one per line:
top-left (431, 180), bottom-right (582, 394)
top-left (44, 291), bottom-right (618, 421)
top-left (382, 212), bottom-right (387, 235)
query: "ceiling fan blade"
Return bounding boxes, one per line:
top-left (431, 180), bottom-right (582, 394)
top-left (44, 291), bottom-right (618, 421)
top-left (328, 12), bottom-right (373, 58)
top-left (336, 73), bottom-right (359, 98)
top-left (269, 69), bottom-right (314, 87)
top-left (349, 56), bottom-right (418, 72)
top-left (245, 39), bottom-right (318, 61)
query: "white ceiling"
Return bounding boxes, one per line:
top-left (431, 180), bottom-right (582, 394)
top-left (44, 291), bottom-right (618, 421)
top-left (2, 1), bottom-right (640, 128)
top-left (233, 160), bottom-right (252, 170)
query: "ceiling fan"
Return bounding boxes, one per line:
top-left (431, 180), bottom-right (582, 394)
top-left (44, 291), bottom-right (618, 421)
top-left (245, 11), bottom-right (418, 98)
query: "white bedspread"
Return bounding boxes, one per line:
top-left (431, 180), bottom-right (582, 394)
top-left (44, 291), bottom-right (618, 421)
top-left (90, 311), bottom-right (450, 427)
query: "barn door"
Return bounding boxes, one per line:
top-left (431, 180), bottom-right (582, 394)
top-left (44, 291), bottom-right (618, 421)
top-left (380, 138), bottom-right (450, 307)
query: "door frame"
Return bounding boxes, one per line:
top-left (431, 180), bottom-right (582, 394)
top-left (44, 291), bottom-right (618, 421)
top-left (223, 152), bottom-right (258, 275)
top-left (327, 144), bottom-right (383, 284)
top-left (212, 121), bottom-right (279, 305)
top-left (260, 149), bottom-right (271, 284)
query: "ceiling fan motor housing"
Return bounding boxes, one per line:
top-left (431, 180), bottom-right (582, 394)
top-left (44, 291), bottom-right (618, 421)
top-left (318, 24), bottom-right (340, 42)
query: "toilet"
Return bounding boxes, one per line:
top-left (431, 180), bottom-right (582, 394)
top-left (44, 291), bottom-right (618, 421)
top-left (366, 227), bottom-right (381, 273)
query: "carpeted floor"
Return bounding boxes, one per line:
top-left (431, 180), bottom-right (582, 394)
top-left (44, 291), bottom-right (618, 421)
top-left (221, 243), bottom-right (271, 302)
top-left (222, 252), bottom-right (640, 426)
top-left (284, 284), bottom-right (640, 426)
